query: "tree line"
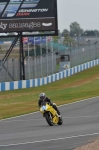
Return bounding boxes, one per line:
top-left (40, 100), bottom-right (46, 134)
top-left (61, 21), bottom-right (99, 37)
top-left (53, 22), bottom-right (99, 46)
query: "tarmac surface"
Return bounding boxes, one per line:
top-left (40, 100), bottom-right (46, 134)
top-left (0, 96), bottom-right (99, 150)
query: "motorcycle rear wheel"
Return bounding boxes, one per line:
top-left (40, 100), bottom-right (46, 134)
top-left (57, 117), bottom-right (63, 125)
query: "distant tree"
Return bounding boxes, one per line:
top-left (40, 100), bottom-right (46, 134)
top-left (94, 30), bottom-right (99, 37)
top-left (63, 33), bottom-right (74, 46)
top-left (70, 22), bottom-right (83, 37)
top-left (83, 30), bottom-right (95, 36)
top-left (53, 30), bottom-right (61, 42)
top-left (62, 29), bottom-right (70, 36)
top-left (53, 36), bottom-right (58, 42)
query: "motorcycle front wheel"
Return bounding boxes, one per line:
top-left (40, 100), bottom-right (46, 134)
top-left (45, 112), bottom-right (54, 126)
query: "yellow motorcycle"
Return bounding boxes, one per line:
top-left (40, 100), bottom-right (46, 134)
top-left (40, 101), bottom-right (63, 126)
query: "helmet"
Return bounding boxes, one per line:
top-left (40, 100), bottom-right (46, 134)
top-left (39, 93), bottom-right (46, 100)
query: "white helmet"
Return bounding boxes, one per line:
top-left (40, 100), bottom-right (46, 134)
top-left (39, 93), bottom-right (46, 100)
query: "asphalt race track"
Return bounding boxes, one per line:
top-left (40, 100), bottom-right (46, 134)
top-left (0, 97), bottom-right (99, 150)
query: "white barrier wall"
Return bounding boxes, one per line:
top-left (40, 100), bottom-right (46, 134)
top-left (0, 59), bottom-right (99, 92)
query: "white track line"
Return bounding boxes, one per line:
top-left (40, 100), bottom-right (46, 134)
top-left (1, 96), bottom-right (99, 121)
top-left (58, 96), bottom-right (99, 107)
top-left (0, 132), bottom-right (99, 147)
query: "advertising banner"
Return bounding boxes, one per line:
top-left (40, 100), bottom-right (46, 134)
top-left (24, 36), bottom-right (52, 44)
top-left (0, 0), bottom-right (58, 33)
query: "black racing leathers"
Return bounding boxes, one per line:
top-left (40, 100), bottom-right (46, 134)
top-left (38, 97), bottom-right (52, 107)
top-left (38, 97), bottom-right (60, 115)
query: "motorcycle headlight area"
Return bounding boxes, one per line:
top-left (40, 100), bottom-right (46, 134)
top-left (42, 105), bottom-right (47, 111)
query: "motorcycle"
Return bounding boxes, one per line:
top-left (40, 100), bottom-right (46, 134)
top-left (40, 101), bottom-right (63, 126)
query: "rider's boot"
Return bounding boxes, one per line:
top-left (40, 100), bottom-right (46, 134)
top-left (53, 104), bottom-right (61, 117)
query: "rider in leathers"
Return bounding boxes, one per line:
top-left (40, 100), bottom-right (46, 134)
top-left (38, 93), bottom-right (61, 116)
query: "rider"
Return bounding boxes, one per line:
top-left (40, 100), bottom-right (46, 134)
top-left (38, 93), bottom-right (61, 117)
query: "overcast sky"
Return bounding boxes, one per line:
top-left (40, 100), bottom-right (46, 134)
top-left (57, 0), bottom-right (99, 32)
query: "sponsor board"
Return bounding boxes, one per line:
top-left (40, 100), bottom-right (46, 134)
top-left (0, 18), bottom-right (55, 32)
top-left (0, 0), bottom-right (58, 33)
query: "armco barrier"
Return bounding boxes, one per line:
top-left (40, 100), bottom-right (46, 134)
top-left (0, 59), bottom-right (99, 92)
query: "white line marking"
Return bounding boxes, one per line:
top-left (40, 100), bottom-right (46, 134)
top-left (58, 96), bottom-right (99, 107)
top-left (0, 133), bottom-right (99, 147)
top-left (1, 96), bottom-right (99, 121)
top-left (0, 111), bottom-right (39, 121)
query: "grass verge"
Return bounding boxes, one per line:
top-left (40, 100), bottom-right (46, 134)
top-left (0, 65), bottom-right (99, 119)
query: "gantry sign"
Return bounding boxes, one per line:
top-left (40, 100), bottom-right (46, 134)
top-left (0, 0), bottom-right (58, 33)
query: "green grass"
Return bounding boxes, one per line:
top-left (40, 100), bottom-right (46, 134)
top-left (0, 65), bottom-right (99, 119)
